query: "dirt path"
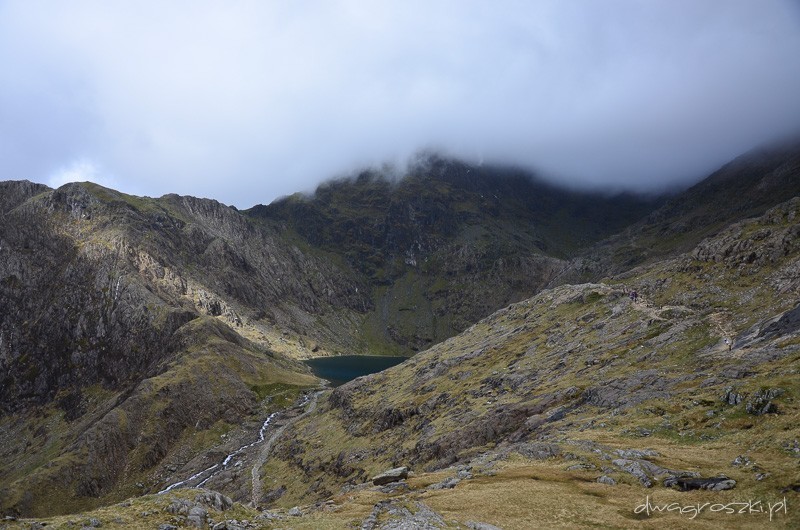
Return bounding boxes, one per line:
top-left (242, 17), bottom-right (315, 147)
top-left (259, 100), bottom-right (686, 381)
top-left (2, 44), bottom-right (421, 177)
top-left (250, 389), bottom-right (324, 508)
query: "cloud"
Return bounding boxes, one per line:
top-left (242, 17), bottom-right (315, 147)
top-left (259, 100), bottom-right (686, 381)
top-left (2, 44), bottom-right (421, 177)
top-left (1, 0), bottom-right (799, 206)
top-left (47, 158), bottom-right (120, 191)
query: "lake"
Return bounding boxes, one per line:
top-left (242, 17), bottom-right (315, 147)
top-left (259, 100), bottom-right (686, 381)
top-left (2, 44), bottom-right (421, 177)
top-left (304, 355), bottom-right (408, 387)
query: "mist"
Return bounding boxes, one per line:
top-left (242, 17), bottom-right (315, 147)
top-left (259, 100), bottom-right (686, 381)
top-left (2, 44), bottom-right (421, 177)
top-left (1, 1), bottom-right (799, 207)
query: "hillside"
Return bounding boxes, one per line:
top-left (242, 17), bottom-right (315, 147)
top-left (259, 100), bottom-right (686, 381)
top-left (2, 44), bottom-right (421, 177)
top-left (0, 162), bottom-right (660, 517)
top-left (560, 141), bottom-right (800, 282)
top-left (1, 143), bottom-right (799, 526)
top-left (253, 195), bottom-right (800, 527)
top-left (249, 155), bottom-right (661, 353)
top-left (0, 182), bottom-right (330, 515)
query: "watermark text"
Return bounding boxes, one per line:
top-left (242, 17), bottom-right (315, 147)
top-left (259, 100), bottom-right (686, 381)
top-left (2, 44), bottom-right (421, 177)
top-left (634, 496), bottom-right (789, 521)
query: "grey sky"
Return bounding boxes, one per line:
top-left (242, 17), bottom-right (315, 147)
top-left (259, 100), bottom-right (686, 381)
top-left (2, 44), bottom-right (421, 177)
top-left (1, 1), bottom-right (799, 207)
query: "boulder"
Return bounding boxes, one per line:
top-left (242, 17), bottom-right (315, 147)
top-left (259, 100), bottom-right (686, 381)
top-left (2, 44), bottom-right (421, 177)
top-left (597, 475), bottom-right (617, 485)
top-left (667, 476), bottom-right (736, 491)
top-left (371, 466), bottom-right (409, 485)
top-left (186, 505), bottom-right (208, 528)
top-left (195, 491), bottom-right (233, 512)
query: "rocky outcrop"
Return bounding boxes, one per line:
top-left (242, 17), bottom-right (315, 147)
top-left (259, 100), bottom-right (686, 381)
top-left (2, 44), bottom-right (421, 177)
top-left (372, 467), bottom-right (409, 485)
top-left (666, 476), bottom-right (737, 491)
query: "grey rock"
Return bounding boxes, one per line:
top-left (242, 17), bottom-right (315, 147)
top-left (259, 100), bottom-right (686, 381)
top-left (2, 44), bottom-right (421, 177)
top-left (379, 480), bottom-right (410, 494)
top-left (195, 490), bottom-right (233, 512)
top-left (158, 525), bottom-right (178, 530)
top-left (377, 500), bottom-right (446, 529)
top-left (721, 387), bottom-right (745, 405)
top-left (372, 466), bottom-right (409, 485)
top-left (362, 500), bottom-right (390, 530)
top-left (597, 475), bottom-right (617, 485)
top-left (612, 459), bottom-right (653, 487)
top-left (429, 477), bottom-right (460, 490)
top-left (187, 505), bottom-right (208, 528)
top-left (731, 455), bottom-right (751, 467)
top-left (515, 442), bottom-right (561, 460)
top-left (669, 476), bottom-right (737, 491)
top-left (256, 511), bottom-right (284, 522)
top-left (166, 499), bottom-right (194, 516)
top-left (288, 506), bottom-right (302, 516)
top-left (614, 449), bottom-right (658, 459)
top-left (745, 388), bottom-right (783, 415)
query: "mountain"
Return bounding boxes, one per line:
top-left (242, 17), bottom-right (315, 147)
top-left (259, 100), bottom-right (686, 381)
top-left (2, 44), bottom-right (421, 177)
top-left (248, 155), bottom-right (662, 353)
top-left (559, 142), bottom-right (800, 282)
top-left (256, 194), bottom-right (800, 526)
top-left (0, 161), bottom-right (660, 517)
top-left (0, 143), bottom-right (799, 526)
top-left (0, 181), bottom-right (329, 515)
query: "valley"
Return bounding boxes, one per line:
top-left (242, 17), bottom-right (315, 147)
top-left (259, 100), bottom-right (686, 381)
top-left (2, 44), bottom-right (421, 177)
top-left (0, 145), bottom-right (799, 528)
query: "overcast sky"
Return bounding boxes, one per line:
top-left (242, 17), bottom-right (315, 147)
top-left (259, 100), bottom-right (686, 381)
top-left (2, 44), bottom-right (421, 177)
top-left (1, 1), bottom-right (799, 207)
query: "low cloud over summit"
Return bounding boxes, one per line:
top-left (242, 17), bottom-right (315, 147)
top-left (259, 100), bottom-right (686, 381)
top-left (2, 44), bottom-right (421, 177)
top-left (1, 0), bottom-right (799, 206)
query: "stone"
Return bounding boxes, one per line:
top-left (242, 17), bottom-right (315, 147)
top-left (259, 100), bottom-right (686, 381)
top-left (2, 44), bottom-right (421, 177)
top-left (186, 505), bottom-right (208, 528)
top-left (597, 475), bottom-right (617, 485)
top-left (158, 525), bottom-right (178, 530)
top-left (721, 387), bottom-right (744, 405)
top-left (379, 480), bottom-right (410, 494)
top-left (195, 491), bottom-right (233, 511)
top-left (612, 459), bottom-right (653, 487)
top-left (371, 466), bottom-right (409, 485)
top-left (670, 476), bottom-right (736, 491)
top-left (256, 511), bottom-right (284, 522)
top-left (165, 499), bottom-right (193, 516)
top-left (429, 477), bottom-right (460, 490)
top-left (288, 506), bottom-right (302, 517)
top-left (745, 388), bottom-right (783, 415)
top-left (614, 449), bottom-right (658, 459)
top-left (731, 455), bottom-right (751, 467)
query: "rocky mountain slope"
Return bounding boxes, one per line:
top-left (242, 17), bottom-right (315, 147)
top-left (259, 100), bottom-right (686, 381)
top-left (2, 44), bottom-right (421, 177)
top-left (0, 182), bottom-right (333, 515)
top-left (252, 195), bottom-right (800, 527)
top-left (1, 142), bottom-right (799, 526)
top-left (560, 141), bottom-right (800, 282)
top-left (0, 162), bottom-right (659, 517)
top-left (248, 155), bottom-right (661, 353)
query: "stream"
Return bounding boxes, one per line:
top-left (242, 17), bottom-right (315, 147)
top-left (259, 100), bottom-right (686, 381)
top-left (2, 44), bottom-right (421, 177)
top-left (157, 395), bottom-right (309, 494)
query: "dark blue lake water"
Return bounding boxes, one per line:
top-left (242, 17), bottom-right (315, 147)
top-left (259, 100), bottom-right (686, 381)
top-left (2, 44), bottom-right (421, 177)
top-left (304, 355), bottom-right (408, 387)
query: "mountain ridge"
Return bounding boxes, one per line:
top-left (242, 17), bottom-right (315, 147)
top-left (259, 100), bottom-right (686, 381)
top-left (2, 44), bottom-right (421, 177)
top-left (1, 142), bottom-right (799, 525)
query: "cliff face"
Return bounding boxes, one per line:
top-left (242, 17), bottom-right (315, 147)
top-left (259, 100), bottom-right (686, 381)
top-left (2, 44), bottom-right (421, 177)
top-left (250, 156), bottom-right (662, 353)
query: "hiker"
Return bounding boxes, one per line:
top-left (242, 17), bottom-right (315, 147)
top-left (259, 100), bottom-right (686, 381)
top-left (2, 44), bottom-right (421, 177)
top-left (630, 290), bottom-right (638, 303)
